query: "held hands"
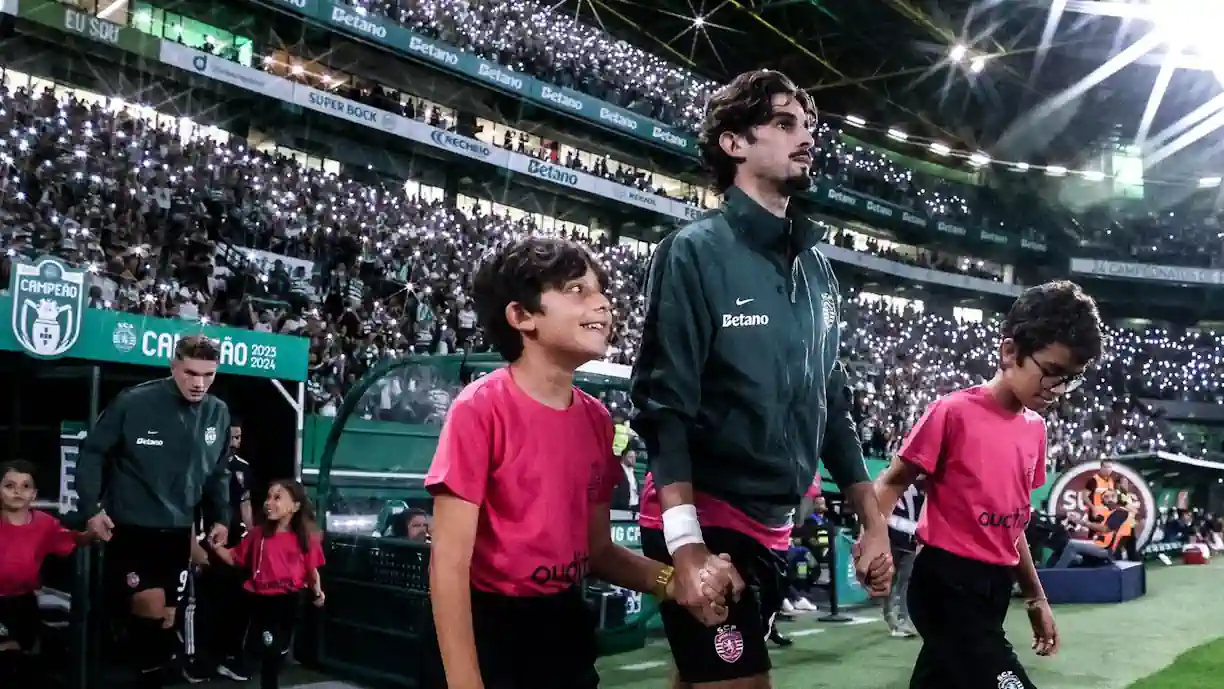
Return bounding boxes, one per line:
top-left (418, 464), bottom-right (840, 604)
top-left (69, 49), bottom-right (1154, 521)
top-left (670, 544), bottom-right (746, 626)
top-left (86, 511), bottom-right (115, 542)
top-left (851, 524), bottom-right (894, 597)
top-left (1027, 599), bottom-right (1059, 657)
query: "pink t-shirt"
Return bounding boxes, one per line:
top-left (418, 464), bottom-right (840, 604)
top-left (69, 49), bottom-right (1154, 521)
top-left (899, 385), bottom-right (1047, 567)
top-left (426, 368), bottom-right (622, 596)
top-left (638, 478), bottom-right (793, 551)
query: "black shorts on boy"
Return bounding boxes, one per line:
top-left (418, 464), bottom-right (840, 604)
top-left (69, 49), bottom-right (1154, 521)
top-left (907, 546), bottom-right (1038, 689)
top-left (641, 527), bottom-right (787, 683)
top-left (0, 593), bottom-right (39, 686)
top-left (421, 586), bottom-right (598, 689)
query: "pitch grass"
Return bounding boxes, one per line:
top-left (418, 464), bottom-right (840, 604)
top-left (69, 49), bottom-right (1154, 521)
top-left (596, 562), bottom-right (1224, 689)
top-left (1123, 637), bottom-right (1224, 689)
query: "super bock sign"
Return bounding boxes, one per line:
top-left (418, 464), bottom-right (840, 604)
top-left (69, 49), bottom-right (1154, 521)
top-left (11, 257), bottom-right (87, 358)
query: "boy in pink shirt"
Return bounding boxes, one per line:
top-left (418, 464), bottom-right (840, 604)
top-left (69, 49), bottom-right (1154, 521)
top-left (424, 238), bottom-right (742, 689)
top-left (876, 281), bottom-right (1104, 689)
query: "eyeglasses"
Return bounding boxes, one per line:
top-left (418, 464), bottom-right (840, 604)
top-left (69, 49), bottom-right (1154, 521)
top-left (1029, 356), bottom-right (1085, 392)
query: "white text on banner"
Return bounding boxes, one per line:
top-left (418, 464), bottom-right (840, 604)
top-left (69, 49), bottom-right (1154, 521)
top-left (154, 42), bottom-right (700, 220)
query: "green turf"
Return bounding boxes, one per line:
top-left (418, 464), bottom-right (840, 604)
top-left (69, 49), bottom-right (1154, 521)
top-left (596, 563), bottom-right (1224, 689)
top-left (1123, 637), bottom-right (1224, 689)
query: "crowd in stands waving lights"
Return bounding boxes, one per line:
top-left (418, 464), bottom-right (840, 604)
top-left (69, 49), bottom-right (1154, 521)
top-left (2, 77), bottom-right (1212, 472)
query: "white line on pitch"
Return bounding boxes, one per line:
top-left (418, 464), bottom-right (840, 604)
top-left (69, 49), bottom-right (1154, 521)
top-left (788, 628), bottom-right (826, 637)
top-left (618, 660), bottom-right (668, 671)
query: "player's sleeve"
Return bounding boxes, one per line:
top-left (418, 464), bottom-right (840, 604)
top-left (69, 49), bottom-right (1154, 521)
top-left (822, 359), bottom-right (869, 488)
top-left (76, 392), bottom-right (129, 520)
top-left (898, 398), bottom-right (950, 475)
top-left (425, 394), bottom-right (493, 504)
top-left (589, 409), bottom-right (623, 505)
top-left (201, 406), bottom-right (232, 529)
top-left (629, 233), bottom-right (713, 488)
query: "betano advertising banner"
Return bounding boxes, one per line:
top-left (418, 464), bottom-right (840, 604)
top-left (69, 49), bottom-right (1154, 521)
top-left (812, 179), bottom-right (1049, 254)
top-left (3, 256), bottom-right (311, 381)
top-left (159, 41), bottom-right (704, 221)
top-left (255, 0), bottom-right (697, 156)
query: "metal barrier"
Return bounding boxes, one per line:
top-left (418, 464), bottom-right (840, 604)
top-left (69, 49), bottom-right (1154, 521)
top-left (318, 534), bottom-right (433, 688)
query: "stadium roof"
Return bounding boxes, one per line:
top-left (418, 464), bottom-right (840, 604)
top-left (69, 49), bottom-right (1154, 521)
top-left (559, 0), bottom-right (1224, 179)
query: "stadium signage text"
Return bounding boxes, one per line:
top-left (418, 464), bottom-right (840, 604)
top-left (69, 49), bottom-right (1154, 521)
top-left (477, 64), bottom-right (524, 92)
top-left (599, 107), bottom-right (637, 130)
top-left (327, 6), bottom-right (388, 39)
top-left (540, 86), bottom-right (584, 111)
top-left (526, 160), bottom-right (580, 187)
top-left (62, 7), bottom-right (120, 44)
top-left (14, 0), bottom-right (158, 58)
top-left (408, 36), bottom-right (458, 65)
top-left (980, 230), bottom-right (1008, 245)
top-left (429, 130), bottom-right (493, 159)
top-left (1, 257), bottom-right (310, 379)
top-left (1069, 258), bottom-right (1224, 286)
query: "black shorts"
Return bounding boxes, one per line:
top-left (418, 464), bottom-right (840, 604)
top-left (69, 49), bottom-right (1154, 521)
top-left (0, 594), bottom-right (39, 651)
top-left (907, 546), bottom-right (1038, 689)
top-left (105, 525), bottom-right (191, 603)
top-left (641, 526), bottom-right (787, 684)
top-left (420, 586), bottom-right (598, 689)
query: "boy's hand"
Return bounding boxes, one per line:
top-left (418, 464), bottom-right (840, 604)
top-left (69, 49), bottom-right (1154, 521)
top-left (313, 588), bottom-right (326, 607)
top-left (1027, 599), bottom-right (1059, 656)
top-left (852, 525), bottom-right (893, 596)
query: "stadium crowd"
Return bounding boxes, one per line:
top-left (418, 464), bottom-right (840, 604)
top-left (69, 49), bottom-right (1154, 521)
top-left (0, 73), bottom-right (1212, 473)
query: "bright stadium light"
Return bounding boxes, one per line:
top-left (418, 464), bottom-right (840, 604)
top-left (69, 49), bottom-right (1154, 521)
top-left (950, 44), bottom-right (968, 62)
top-left (1082, 170), bottom-right (1106, 181)
top-left (929, 142), bottom-right (951, 155)
top-left (970, 56), bottom-right (987, 74)
top-left (1198, 176), bottom-right (1221, 187)
top-left (1014, 162), bottom-right (1031, 171)
top-left (845, 114), bottom-right (866, 127)
top-left (969, 151), bottom-right (991, 167)
top-left (887, 128), bottom-right (908, 141)
top-left (1046, 165), bottom-right (1068, 176)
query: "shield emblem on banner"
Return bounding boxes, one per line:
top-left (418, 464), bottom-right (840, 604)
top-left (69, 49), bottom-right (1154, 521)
top-left (11, 257), bottom-right (87, 358)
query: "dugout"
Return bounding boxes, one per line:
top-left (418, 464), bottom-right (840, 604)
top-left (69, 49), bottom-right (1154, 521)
top-left (312, 352), bottom-right (651, 688)
top-left (2, 256), bottom-right (311, 689)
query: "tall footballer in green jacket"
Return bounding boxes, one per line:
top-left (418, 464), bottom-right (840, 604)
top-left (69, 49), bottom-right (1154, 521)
top-left (633, 69), bottom-right (894, 688)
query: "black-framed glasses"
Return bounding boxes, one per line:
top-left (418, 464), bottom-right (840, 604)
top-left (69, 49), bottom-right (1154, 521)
top-left (1030, 356), bottom-right (1085, 392)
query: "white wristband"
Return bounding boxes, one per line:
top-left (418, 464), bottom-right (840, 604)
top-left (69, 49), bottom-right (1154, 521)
top-left (662, 504), bottom-right (704, 555)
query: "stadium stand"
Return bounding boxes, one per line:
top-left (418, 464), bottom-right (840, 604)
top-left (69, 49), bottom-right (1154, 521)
top-left (0, 69), bottom-right (1188, 471)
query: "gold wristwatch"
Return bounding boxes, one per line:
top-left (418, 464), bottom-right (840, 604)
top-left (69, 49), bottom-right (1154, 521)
top-left (652, 565), bottom-right (675, 601)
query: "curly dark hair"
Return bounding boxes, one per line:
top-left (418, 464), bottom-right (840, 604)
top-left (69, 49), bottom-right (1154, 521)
top-left (472, 238), bottom-right (609, 363)
top-left (700, 69), bottom-right (816, 192)
top-left (1002, 281), bottom-right (1103, 365)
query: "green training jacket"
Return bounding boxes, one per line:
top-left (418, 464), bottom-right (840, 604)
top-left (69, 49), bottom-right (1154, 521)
top-left (76, 378), bottom-right (232, 530)
top-left (631, 186), bottom-right (869, 528)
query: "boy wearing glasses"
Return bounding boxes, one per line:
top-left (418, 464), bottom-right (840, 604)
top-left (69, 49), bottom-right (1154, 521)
top-left (874, 281), bottom-right (1104, 689)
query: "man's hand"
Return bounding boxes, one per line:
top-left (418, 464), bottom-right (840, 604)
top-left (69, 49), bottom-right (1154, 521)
top-left (207, 523), bottom-right (229, 549)
top-left (190, 540), bottom-right (210, 568)
top-left (1027, 599), bottom-right (1059, 656)
top-left (852, 524), bottom-right (893, 597)
top-left (86, 511), bottom-right (114, 542)
top-left (671, 544), bottom-right (746, 626)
